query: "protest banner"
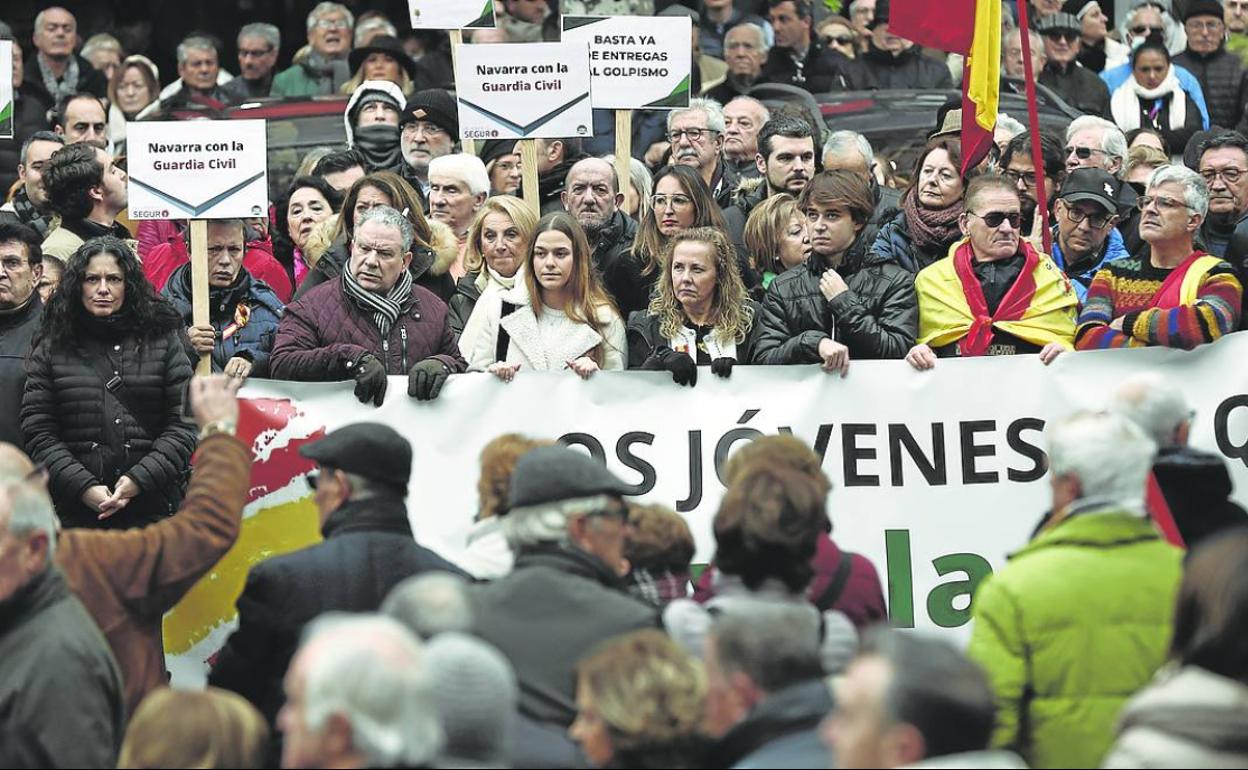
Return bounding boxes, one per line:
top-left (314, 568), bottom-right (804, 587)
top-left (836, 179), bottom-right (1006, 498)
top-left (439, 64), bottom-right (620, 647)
top-left (452, 41), bottom-right (594, 215)
top-left (563, 15), bottom-right (692, 204)
top-left (0, 42), bottom-right (12, 140)
top-left (407, 0), bottom-right (495, 30)
top-left (127, 120), bottom-right (268, 373)
top-left (165, 335), bottom-right (1248, 683)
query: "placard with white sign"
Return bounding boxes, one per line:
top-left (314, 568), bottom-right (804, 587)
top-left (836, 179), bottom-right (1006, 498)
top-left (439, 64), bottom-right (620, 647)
top-left (408, 0), bottom-right (495, 30)
top-left (453, 42), bottom-right (594, 141)
top-left (562, 15), bottom-right (692, 109)
top-left (126, 120), bottom-right (268, 220)
top-left (0, 42), bottom-right (12, 140)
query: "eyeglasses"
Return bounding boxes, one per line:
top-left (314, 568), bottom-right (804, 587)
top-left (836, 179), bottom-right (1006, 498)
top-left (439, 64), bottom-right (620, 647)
top-left (314, 18), bottom-right (351, 30)
top-left (1187, 20), bottom-right (1224, 32)
top-left (1136, 194), bottom-right (1192, 212)
top-left (239, 47), bottom-right (273, 58)
top-left (402, 121), bottom-right (448, 138)
top-left (1063, 206), bottom-right (1113, 229)
top-left (823, 35), bottom-right (856, 45)
top-left (1200, 167), bottom-right (1245, 184)
top-left (1130, 25), bottom-right (1164, 36)
top-left (1066, 145), bottom-right (1109, 160)
top-left (667, 127), bottom-right (718, 144)
top-left (969, 210), bottom-right (1022, 229)
top-left (1044, 30), bottom-right (1079, 42)
top-left (652, 193), bottom-right (693, 209)
top-left (1004, 169), bottom-right (1038, 187)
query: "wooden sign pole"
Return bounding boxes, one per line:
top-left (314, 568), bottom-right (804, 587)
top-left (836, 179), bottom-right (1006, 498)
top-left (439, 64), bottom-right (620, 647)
top-left (520, 138), bottom-right (540, 217)
top-left (614, 110), bottom-right (634, 217)
top-left (189, 219), bottom-right (211, 375)
top-left (449, 29), bottom-right (476, 156)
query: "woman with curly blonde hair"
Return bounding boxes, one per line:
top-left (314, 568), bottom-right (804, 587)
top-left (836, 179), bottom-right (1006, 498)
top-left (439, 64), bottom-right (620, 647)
top-left (570, 629), bottom-right (708, 769)
top-left (627, 227), bottom-right (761, 385)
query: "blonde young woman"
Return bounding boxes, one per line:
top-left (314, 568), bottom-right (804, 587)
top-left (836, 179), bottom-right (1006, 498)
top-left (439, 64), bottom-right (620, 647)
top-left (627, 227), bottom-right (761, 386)
top-left (465, 212), bottom-right (625, 379)
top-left (451, 196), bottom-right (538, 353)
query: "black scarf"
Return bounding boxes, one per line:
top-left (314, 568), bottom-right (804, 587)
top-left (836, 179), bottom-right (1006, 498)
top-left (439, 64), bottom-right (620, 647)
top-left (8, 188), bottom-right (54, 238)
top-left (342, 266), bottom-right (412, 337)
top-left (352, 124), bottom-right (404, 174)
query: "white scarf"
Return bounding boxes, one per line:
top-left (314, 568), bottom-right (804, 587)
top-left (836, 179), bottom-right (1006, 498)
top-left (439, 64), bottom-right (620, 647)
top-left (667, 325), bottom-right (737, 362)
top-left (1111, 68), bottom-right (1186, 132)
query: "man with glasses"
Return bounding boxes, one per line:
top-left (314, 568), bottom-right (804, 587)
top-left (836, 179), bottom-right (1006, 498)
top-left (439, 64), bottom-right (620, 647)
top-left (0, 224), bottom-right (45, 447)
top-left (222, 23), bottom-right (280, 103)
top-left (1175, 1), bottom-right (1246, 132)
top-left (1049, 168), bottom-right (1129, 303)
top-left (848, 0), bottom-right (876, 55)
top-left (905, 174), bottom-right (1076, 369)
top-left (272, 1), bottom-right (354, 97)
top-left (1197, 131), bottom-right (1248, 259)
top-left (1076, 164), bottom-right (1242, 349)
top-left (1037, 13), bottom-right (1111, 118)
top-left (667, 98), bottom-right (739, 208)
top-left (1064, 115), bottom-right (1145, 251)
top-left (399, 89), bottom-right (458, 199)
top-left (211, 420), bottom-right (467, 740)
top-left (1000, 130), bottom-right (1066, 238)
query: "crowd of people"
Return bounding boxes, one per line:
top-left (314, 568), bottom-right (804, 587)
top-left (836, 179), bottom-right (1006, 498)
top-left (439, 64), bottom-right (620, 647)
top-left (3, 0), bottom-right (1248, 768)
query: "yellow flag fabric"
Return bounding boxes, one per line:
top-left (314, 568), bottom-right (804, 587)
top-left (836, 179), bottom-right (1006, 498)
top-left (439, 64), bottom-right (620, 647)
top-left (966, 0), bottom-right (1001, 131)
top-left (1181, 256), bottom-right (1225, 304)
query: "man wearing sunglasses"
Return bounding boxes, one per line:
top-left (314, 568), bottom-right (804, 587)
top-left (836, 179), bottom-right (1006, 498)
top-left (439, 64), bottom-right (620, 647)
top-left (905, 174), bottom-right (1077, 370)
top-left (1037, 13), bottom-right (1111, 119)
top-left (1050, 168), bottom-right (1129, 303)
top-left (1076, 164), bottom-right (1242, 349)
top-left (1174, 0), bottom-right (1247, 133)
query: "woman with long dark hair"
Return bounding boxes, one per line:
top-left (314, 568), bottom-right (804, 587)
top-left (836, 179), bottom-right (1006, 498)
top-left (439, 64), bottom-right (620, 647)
top-left (273, 176), bottom-right (343, 286)
top-left (22, 236), bottom-right (196, 529)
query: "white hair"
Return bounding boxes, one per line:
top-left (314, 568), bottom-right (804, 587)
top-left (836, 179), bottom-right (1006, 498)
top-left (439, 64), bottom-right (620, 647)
top-left (1148, 164), bottom-right (1210, 217)
top-left (429, 154), bottom-right (490, 197)
top-left (726, 95), bottom-right (771, 124)
top-left (667, 97), bottom-right (727, 135)
top-left (603, 154), bottom-right (654, 219)
top-left (822, 130), bottom-right (875, 168)
top-left (0, 473), bottom-right (58, 563)
top-left (307, 1), bottom-right (354, 32)
top-left (176, 35), bottom-right (217, 65)
top-left (1110, 372), bottom-right (1192, 448)
top-left (501, 494), bottom-right (611, 549)
top-left (239, 22), bottom-right (280, 51)
top-left (356, 205), bottom-right (415, 252)
top-left (354, 16), bottom-right (398, 46)
top-left (1048, 411), bottom-right (1157, 508)
top-left (1066, 115), bottom-right (1129, 167)
top-left (727, 22), bottom-right (768, 52)
top-left (996, 113), bottom-right (1025, 140)
top-left (382, 573), bottom-right (474, 639)
top-left (300, 614), bottom-right (443, 768)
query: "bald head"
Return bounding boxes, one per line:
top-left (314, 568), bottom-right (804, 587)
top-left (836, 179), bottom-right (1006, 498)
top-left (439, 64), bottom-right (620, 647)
top-left (565, 157), bottom-right (617, 193)
top-left (563, 157), bottom-right (623, 232)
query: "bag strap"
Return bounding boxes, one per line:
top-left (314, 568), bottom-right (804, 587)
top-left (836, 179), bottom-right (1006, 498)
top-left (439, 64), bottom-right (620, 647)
top-left (814, 550), bottom-right (855, 610)
top-left (84, 346), bottom-right (166, 439)
top-left (495, 301), bottom-right (516, 363)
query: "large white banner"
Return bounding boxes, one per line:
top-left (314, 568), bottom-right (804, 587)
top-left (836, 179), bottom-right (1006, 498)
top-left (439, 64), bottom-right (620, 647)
top-left (165, 336), bottom-right (1248, 681)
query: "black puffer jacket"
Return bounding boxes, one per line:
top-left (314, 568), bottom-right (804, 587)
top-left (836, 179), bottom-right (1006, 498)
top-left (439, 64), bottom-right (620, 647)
top-left (590, 210), bottom-right (643, 314)
top-left (1175, 47), bottom-right (1246, 131)
top-left (754, 237), bottom-right (917, 362)
top-left (21, 322), bottom-right (196, 529)
top-left (625, 300), bottom-right (764, 367)
top-left (1039, 61), bottom-right (1112, 119)
top-left (0, 296), bottom-right (42, 447)
top-left (859, 44), bottom-right (954, 90)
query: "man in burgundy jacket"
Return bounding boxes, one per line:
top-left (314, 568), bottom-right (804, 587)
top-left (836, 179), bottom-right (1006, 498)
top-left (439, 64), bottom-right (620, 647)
top-left (270, 205), bottom-right (467, 405)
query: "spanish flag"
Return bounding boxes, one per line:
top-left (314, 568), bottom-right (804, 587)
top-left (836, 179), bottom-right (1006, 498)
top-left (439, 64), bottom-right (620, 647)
top-left (886, 0), bottom-right (1001, 173)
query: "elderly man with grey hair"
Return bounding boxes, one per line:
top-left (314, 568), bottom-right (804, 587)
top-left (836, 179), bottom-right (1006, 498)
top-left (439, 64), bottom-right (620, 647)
top-left (1111, 371), bottom-right (1248, 548)
top-left (707, 23), bottom-right (771, 103)
top-left (0, 465), bottom-right (125, 768)
top-left (968, 410), bottom-right (1183, 768)
top-left (223, 23), bottom-right (281, 103)
top-left (278, 614), bottom-right (443, 769)
top-left (1076, 164), bottom-right (1242, 350)
top-left (667, 97), bottom-right (739, 206)
top-left (24, 6), bottom-right (109, 119)
top-left (823, 129), bottom-right (901, 232)
top-left (382, 571), bottom-right (474, 639)
top-left (272, 1), bottom-right (355, 97)
top-left (467, 444), bottom-right (656, 729)
top-left (271, 205), bottom-right (468, 404)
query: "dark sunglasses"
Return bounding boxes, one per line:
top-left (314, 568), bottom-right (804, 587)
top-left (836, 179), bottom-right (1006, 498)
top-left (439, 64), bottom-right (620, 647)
top-left (1065, 145), bottom-right (1107, 160)
top-left (970, 210), bottom-right (1022, 228)
top-left (1131, 25), bottom-right (1164, 36)
top-left (823, 34), bottom-right (856, 45)
top-left (1045, 30), bottom-right (1079, 42)
top-left (306, 470), bottom-right (321, 490)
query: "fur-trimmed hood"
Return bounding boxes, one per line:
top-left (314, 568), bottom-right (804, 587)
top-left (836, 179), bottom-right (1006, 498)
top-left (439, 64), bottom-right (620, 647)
top-left (729, 175), bottom-right (767, 212)
top-left (302, 214), bottom-right (339, 268)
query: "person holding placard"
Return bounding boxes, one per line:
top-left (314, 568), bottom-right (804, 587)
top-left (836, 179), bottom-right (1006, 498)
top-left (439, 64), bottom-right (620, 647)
top-left (464, 212), bottom-right (626, 380)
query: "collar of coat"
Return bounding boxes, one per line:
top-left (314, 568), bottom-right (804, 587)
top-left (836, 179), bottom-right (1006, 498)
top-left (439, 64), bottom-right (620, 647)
top-left (513, 543), bottom-right (626, 589)
top-left (708, 679), bottom-right (833, 767)
top-left (320, 495), bottom-right (414, 539)
top-left (498, 283), bottom-right (605, 369)
top-left (0, 567), bottom-right (69, 634)
top-left (1014, 503), bottom-right (1162, 560)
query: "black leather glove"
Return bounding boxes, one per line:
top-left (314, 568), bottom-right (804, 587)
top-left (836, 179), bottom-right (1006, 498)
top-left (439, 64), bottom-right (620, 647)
top-left (350, 354), bottom-right (388, 406)
top-left (641, 346), bottom-right (697, 386)
top-left (711, 357), bottom-right (735, 379)
top-left (408, 358), bottom-right (450, 400)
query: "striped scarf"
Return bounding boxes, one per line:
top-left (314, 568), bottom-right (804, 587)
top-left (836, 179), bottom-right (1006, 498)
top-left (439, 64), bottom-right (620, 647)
top-left (342, 267), bottom-right (412, 337)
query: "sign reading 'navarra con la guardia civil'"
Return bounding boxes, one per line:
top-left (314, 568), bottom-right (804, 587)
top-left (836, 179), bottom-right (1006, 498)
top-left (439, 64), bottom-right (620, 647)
top-left (562, 15), bottom-right (692, 110)
top-left (453, 42), bottom-right (594, 140)
top-left (126, 119), bottom-right (268, 220)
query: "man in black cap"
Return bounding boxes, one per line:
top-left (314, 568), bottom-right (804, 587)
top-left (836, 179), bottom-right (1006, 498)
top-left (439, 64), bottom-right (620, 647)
top-left (1037, 12), bottom-right (1112, 118)
top-left (400, 88), bottom-right (460, 199)
top-left (1175, 0), bottom-right (1247, 131)
top-left (210, 421), bottom-right (467, 736)
top-left (468, 445), bottom-right (657, 730)
top-left (1050, 167), bottom-right (1128, 302)
top-left (857, 0), bottom-right (953, 90)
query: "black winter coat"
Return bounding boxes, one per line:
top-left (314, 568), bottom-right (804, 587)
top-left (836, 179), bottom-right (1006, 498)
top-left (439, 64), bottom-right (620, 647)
top-left (21, 323), bottom-right (196, 528)
top-left (1039, 61), bottom-right (1112, 119)
top-left (448, 273), bottom-right (483, 336)
top-left (625, 300), bottom-right (764, 367)
top-left (754, 240), bottom-right (917, 362)
top-left (707, 679), bottom-right (834, 769)
top-left (163, 265), bottom-right (284, 377)
top-left (1176, 47), bottom-right (1246, 131)
top-left (1153, 446), bottom-right (1248, 548)
top-left (0, 296), bottom-right (42, 447)
top-left (760, 40), bottom-right (861, 94)
top-left (870, 208), bottom-right (959, 274)
top-left (209, 496), bottom-right (469, 728)
top-left (859, 44), bottom-right (954, 90)
top-left (590, 211), bottom-right (643, 313)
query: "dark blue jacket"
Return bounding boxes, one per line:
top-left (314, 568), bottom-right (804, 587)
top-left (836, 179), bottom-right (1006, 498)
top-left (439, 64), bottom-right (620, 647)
top-left (1050, 227), bottom-right (1129, 305)
top-left (163, 264), bottom-right (284, 377)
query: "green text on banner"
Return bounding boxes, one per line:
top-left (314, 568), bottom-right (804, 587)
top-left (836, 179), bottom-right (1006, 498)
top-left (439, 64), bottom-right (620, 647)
top-left (0, 42), bottom-right (12, 140)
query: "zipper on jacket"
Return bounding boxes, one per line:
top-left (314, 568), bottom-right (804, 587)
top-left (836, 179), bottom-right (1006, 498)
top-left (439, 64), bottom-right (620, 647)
top-left (399, 326), bottom-right (408, 372)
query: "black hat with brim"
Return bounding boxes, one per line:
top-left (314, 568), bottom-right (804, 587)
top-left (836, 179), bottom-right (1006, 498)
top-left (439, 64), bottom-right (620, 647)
top-left (349, 35), bottom-right (418, 82)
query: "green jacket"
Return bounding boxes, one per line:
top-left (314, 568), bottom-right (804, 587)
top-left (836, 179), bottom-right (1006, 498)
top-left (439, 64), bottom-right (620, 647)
top-left (967, 506), bottom-right (1183, 769)
top-left (270, 62), bottom-right (332, 98)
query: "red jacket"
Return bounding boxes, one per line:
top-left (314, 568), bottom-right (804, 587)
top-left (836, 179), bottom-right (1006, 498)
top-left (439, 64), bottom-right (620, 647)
top-left (143, 238), bottom-right (294, 303)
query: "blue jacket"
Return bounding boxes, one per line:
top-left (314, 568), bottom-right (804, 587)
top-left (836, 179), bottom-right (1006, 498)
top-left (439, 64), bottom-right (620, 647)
top-left (1050, 227), bottom-right (1130, 304)
top-left (163, 264), bottom-right (284, 376)
top-left (1101, 63), bottom-right (1211, 129)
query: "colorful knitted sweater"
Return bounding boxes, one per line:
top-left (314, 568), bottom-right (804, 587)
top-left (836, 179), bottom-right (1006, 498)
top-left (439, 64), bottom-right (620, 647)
top-left (1075, 254), bottom-right (1242, 350)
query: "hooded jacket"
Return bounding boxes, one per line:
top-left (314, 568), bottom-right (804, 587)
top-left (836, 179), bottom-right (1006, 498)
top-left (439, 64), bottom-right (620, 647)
top-left (163, 264), bottom-right (285, 377)
top-left (295, 216), bottom-right (458, 304)
top-left (1152, 445), bottom-right (1248, 548)
top-left (344, 80), bottom-right (407, 175)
